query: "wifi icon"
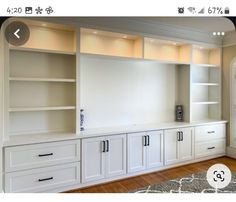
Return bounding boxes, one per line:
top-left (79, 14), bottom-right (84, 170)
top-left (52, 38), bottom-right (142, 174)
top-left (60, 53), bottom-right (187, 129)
top-left (188, 7), bottom-right (196, 14)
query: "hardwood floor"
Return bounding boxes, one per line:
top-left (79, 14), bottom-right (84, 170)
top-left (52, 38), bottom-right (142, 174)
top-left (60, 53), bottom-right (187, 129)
top-left (66, 156), bottom-right (236, 193)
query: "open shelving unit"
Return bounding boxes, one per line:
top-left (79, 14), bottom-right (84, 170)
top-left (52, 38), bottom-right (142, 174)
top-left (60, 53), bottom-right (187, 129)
top-left (4, 20), bottom-right (222, 140)
top-left (6, 20), bottom-right (77, 139)
top-left (144, 38), bottom-right (191, 63)
top-left (80, 28), bottom-right (143, 58)
top-left (192, 45), bottom-right (221, 66)
top-left (190, 47), bottom-right (221, 122)
top-left (79, 27), bottom-right (222, 129)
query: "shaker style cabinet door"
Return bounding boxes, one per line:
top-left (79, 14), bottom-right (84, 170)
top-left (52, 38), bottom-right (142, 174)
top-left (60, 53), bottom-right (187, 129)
top-left (82, 134), bottom-right (127, 183)
top-left (146, 130), bottom-right (163, 169)
top-left (105, 134), bottom-right (126, 178)
top-left (127, 132), bottom-right (146, 173)
top-left (164, 127), bottom-right (194, 166)
top-left (179, 127), bottom-right (194, 162)
top-left (164, 129), bottom-right (179, 165)
top-left (82, 137), bottom-right (106, 183)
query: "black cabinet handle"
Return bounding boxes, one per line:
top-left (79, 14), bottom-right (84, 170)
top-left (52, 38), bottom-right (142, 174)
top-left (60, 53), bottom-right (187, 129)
top-left (181, 131), bottom-right (184, 141)
top-left (38, 177), bottom-right (53, 182)
top-left (207, 146), bottom-right (215, 150)
top-left (147, 135), bottom-right (150, 146)
top-left (143, 136), bottom-right (147, 146)
top-left (177, 132), bottom-right (180, 141)
top-left (102, 141), bottom-right (106, 152)
top-left (106, 140), bottom-right (109, 152)
top-left (38, 153), bottom-right (53, 157)
top-left (208, 131), bottom-right (215, 134)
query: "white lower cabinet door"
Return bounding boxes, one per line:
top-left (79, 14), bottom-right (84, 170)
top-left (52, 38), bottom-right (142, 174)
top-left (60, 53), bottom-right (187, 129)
top-left (179, 127), bottom-right (194, 162)
top-left (164, 129), bottom-right (179, 165)
top-left (82, 137), bottom-right (106, 183)
top-left (146, 130), bottom-right (163, 169)
top-left (128, 132), bottom-right (146, 173)
top-left (106, 134), bottom-right (126, 178)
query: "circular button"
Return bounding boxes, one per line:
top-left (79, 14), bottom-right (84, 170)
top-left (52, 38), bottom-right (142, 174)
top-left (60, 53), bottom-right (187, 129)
top-left (207, 163), bottom-right (232, 189)
top-left (5, 21), bottom-right (30, 46)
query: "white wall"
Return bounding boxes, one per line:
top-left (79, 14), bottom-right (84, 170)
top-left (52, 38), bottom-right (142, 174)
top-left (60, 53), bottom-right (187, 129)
top-left (80, 55), bottom-right (177, 129)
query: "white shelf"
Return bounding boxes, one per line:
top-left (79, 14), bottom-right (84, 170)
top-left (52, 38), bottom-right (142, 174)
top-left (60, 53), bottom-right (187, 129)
top-left (192, 82), bottom-right (219, 86)
top-left (192, 101), bottom-right (219, 105)
top-left (9, 106), bottom-right (76, 112)
top-left (10, 46), bottom-right (76, 55)
top-left (9, 77), bottom-right (76, 83)
top-left (191, 63), bottom-right (219, 68)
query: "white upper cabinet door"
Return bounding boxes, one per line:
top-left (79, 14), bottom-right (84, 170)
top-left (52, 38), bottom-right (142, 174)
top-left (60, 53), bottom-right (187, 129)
top-left (164, 129), bottom-right (179, 165)
top-left (105, 134), bottom-right (126, 178)
top-left (179, 127), bottom-right (194, 162)
top-left (127, 132), bottom-right (146, 173)
top-left (146, 130), bottom-right (164, 169)
top-left (82, 136), bottom-right (106, 183)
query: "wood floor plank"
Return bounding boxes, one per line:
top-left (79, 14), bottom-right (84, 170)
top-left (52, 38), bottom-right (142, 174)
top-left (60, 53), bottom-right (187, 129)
top-left (64, 156), bottom-right (236, 193)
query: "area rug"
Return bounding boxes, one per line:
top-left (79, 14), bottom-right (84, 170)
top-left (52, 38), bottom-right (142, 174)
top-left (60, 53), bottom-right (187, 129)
top-left (130, 172), bottom-right (236, 193)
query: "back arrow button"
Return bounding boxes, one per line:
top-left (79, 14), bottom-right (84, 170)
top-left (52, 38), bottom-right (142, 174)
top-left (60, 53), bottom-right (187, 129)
top-left (5, 21), bottom-right (30, 46)
top-left (14, 29), bottom-right (20, 39)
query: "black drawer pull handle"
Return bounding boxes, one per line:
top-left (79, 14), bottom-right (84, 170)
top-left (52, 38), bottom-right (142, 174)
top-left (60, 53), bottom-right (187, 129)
top-left (38, 153), bottom-right (53, 157)
top-left (207, 147), bottom-right (215, 150)
top-left (38, 177), bottom-right (53, 182)
top-left (207, 131), bottom-right (215, 134)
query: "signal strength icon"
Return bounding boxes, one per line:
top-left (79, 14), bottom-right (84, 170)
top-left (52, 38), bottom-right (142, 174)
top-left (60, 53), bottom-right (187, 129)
top-left (198, 7), bottom-right (205, 14)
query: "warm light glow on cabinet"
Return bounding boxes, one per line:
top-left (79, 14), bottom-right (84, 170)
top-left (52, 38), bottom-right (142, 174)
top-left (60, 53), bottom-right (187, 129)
top-left (80, 28), bottom-right (143, 58)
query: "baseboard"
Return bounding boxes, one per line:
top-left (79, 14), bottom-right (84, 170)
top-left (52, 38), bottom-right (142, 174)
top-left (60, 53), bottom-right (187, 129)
top-left (226, 146), bottom-right (236, 159)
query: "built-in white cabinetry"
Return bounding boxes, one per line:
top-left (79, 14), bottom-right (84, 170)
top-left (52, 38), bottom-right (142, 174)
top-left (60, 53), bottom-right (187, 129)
top-left (5, 140), bottom-right (80, 172)
top-left (5, 162), bottom-right (80, 193)
top-left (1, 19), bottom-right (226, 193)
top-left (82, 134), bottom-right (126, 183)
top-left (4, 139), bottom-right (81, 193)
top-left (127, 130), bottom-right (163, 173)
top-left (195, 124), bottom-right (226, 158)
top-left (164, 127), bottom-right (194, 165)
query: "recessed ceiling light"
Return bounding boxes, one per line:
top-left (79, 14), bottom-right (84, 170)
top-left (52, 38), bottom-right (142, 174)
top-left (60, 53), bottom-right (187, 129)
top-left (221, 32), bottom-right (225, 36)
top-left (123, 35), bottom-right (127, 39)
top-left (217, 32), bottom-right (221, 36)
top-left (213, 32), bottom-right (216, 36)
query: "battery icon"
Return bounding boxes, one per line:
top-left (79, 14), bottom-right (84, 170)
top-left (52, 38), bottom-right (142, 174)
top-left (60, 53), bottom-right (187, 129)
top-left (224, 7), bottom-right (230, 14)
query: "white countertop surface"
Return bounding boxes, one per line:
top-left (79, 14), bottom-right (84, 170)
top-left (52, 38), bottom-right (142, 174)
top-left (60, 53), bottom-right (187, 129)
top-left (3, 120), bottom-right (227, 147)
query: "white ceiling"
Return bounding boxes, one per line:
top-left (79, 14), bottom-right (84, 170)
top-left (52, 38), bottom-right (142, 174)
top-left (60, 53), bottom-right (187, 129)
top-left (43, 17), bottom-right (235, 33)
top-left (136, 17), bottom-right (235, 33)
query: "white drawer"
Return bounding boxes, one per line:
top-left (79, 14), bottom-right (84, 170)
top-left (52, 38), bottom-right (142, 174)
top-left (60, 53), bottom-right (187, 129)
top-left (5, 162), bottom-right (80, 193)
top-left (5, 140), bottom-right (80, 172)
top-left (195, 139), bottom-right (225, 159)
top-left (195, 124), bottom-right (225, 142)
